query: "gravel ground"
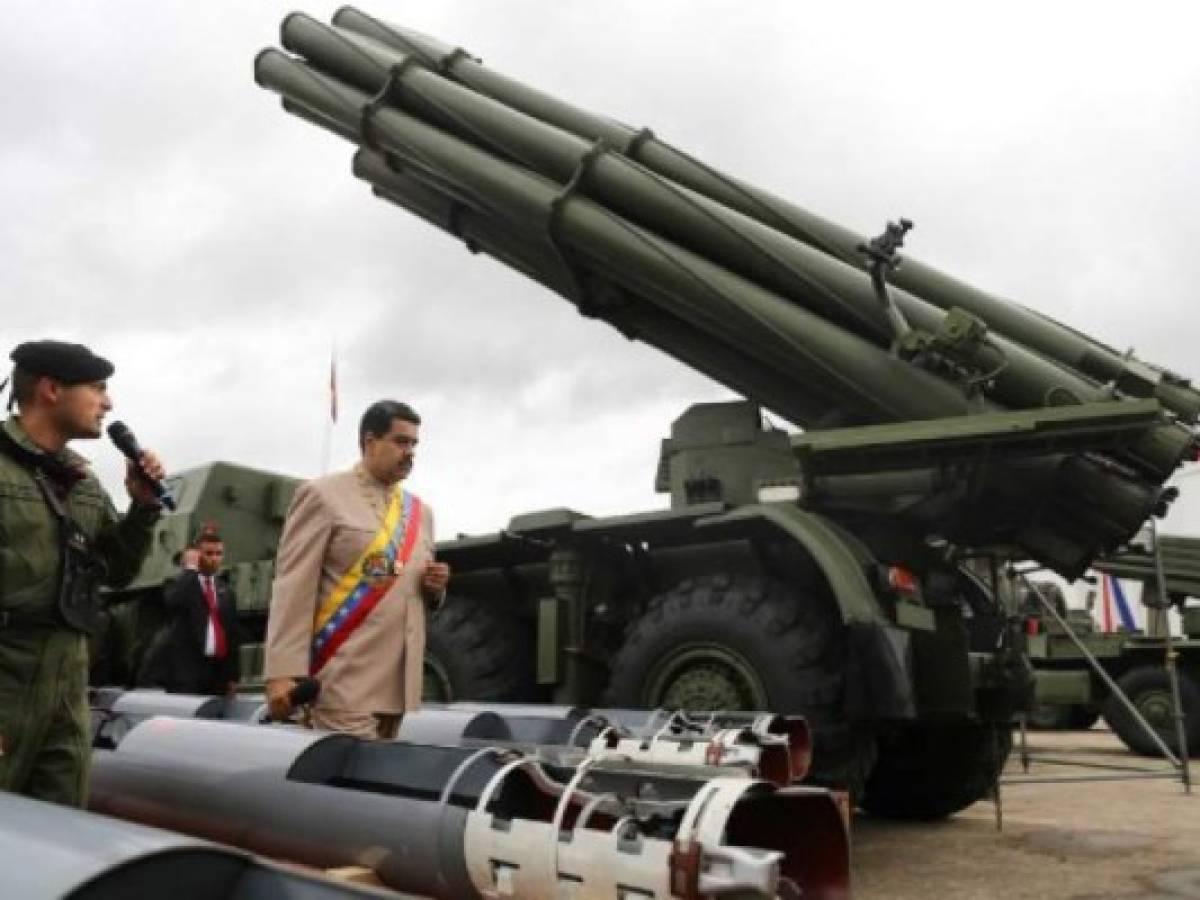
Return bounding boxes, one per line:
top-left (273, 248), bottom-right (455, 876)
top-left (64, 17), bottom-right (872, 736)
top-left (853, 727), bottom-right (1200, 899)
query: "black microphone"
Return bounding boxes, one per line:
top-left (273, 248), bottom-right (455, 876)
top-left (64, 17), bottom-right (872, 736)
top-left (106, 420), bottom-right (176, 511)
top-left (290, 677), bottom-right (321, 707)
top-left (259, 677), bottom-right (321, 723)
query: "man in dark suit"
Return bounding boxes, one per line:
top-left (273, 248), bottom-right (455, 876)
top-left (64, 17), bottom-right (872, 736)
top-left (140, 525), bottom-right (241, 695)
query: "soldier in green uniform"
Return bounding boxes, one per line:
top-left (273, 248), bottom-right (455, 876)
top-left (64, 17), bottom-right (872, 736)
top-left (0, 340), bottom-right (165, 807)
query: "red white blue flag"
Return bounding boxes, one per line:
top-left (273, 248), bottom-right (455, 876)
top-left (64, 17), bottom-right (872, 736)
top-left (1099, 574), bottom-right (1137, 633)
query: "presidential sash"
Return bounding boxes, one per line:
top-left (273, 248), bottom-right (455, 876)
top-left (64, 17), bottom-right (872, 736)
top-left (310, 488), bottom-right (423, 675)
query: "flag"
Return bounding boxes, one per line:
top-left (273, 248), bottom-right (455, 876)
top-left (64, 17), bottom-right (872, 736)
top-left (329, 348), bottom-right (338, 423)
top-left (1100, 574), bottom-right (1137, 633)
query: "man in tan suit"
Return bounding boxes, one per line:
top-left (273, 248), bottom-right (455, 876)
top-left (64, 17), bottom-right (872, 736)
top-left (264, 400), bottom-right (450, 738)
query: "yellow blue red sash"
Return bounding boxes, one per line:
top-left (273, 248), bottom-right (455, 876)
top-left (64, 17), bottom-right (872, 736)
top-left (310, 488), bottom-right (422, 675)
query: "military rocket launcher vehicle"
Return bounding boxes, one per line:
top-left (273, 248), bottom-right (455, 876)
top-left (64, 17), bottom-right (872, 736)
top-left (249, 7), bottom-right (1200, 819)
top-left (1024, 534), bottom-right (1200, 754)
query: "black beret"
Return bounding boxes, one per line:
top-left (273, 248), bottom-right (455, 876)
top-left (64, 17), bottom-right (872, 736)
top-left (10, 340), bottom-right (114, 384)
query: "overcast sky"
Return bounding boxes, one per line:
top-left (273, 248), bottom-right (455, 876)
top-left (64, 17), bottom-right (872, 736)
top-left (3, 0), bottom-right (1198, 539)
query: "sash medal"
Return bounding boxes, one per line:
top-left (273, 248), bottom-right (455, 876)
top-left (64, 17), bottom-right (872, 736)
top-left (310, 488), bottom-right (422, 674)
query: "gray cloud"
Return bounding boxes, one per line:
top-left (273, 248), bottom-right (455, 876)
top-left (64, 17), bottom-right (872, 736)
top-left (3, 0), bottom-right (1198, 538)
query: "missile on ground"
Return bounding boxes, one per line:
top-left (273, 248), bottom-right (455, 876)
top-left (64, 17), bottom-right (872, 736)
top-left (90, 717), bottom-right (850, 898)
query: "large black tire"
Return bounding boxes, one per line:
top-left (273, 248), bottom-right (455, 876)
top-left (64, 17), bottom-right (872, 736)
top-left (860, 720), bottom-right (1012, 820)
top-left (423, 595), bottom-right (535, 703)
top-left (602, 574), bottom-right (876, 796)
top-left (1101, 666), bottom-right (1200, 757)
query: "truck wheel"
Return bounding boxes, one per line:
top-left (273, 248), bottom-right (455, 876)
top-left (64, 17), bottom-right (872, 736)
top-left (860, 721), bottom-right (1012, 820)
top-left (1102, 666), bottom-right (1200, 756)
top-left (601, 574), bottom-right (877, 795)
top-left (1025, 703), bottom-right (1099, 730)
top-left (423, 595), bottom-right (534, 703)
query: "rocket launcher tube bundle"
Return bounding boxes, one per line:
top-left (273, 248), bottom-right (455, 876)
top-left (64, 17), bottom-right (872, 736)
top-left (254, 48), bottom-right (979, 426)
top-left (261, 25), bottom-right (1193, 481)
top-left (255, 9), bottom-right (1196, 574)
top-left (353, 148), bottom-right (869, 428)
top-left (279, 15), bottom-right (1125, 422)
top-left (331, 5), bottom-right (1200, 425)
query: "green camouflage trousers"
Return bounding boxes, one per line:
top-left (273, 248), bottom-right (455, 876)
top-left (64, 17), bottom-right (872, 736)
top-left (0, 627), bottom-right (89, 807)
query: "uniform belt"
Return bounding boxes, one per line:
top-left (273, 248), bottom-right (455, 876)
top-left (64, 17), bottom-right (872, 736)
top-left (0, 608), bottom-right (66, 630)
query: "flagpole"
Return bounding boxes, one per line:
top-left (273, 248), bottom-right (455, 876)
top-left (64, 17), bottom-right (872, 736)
top-left (322, 341), bottom-right (338, 474)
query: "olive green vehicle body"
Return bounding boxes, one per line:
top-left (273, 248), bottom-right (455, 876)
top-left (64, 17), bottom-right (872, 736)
top-left (94, 463), bottom-right (299, 687)
top-left (426, 399), bottom-right (1179, 712)
top-left (1025, 537), bottom-right (1200, 753)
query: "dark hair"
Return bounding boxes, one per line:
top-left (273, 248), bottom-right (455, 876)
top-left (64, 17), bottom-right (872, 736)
top-left (193, 522), bottom-right (223, 547)
top-left (359, 400), bottom-right (421, 451)
top-left (10, 368), bottom-right (40, 409)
